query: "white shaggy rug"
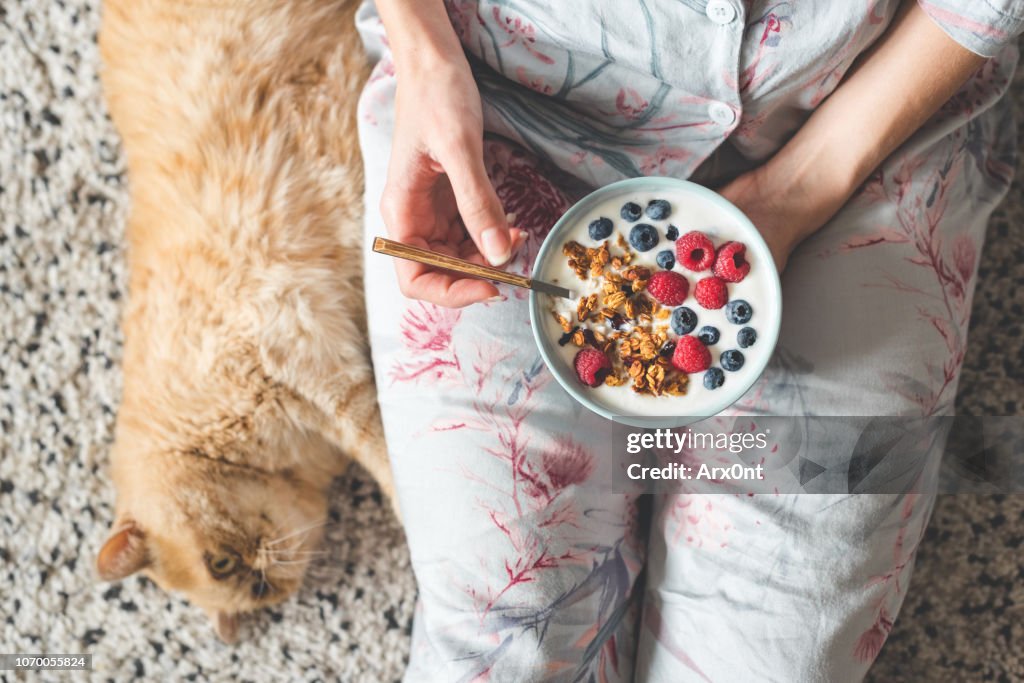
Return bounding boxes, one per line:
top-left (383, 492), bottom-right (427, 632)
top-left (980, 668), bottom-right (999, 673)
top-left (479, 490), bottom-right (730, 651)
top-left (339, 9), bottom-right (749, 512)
top-left (1, 1), bottom-right (1021, 681)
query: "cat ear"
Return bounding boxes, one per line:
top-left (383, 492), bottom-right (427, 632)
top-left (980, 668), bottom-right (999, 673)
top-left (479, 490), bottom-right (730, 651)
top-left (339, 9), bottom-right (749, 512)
top-left (211, 610), bottom-right (239, 644)
top-left (96, 520), bottom-right (150, 581)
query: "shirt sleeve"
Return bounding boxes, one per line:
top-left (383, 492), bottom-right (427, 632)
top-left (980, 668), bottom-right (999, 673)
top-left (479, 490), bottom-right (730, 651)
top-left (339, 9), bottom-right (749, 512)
top-left (917, 0), bottom-right (1024, 58)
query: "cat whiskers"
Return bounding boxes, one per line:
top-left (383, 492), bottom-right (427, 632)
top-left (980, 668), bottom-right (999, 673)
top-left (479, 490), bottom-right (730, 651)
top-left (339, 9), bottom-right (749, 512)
top-left (265, 518), bottom-right (328, 549)
top-left (262, 549), bottom-right (326, 569)
top-left (264, 558), bottom-right (316, 566)
top-left (261, 558), bottom-right (310, 580)
top-left (265, 549), bottom-right (327, 558)
top-left (256, 523), bottom-right (328, 582)
top-left (255, 516), bottom-right (335, 582)
top-left (265, 507), bottom-right (310, 543)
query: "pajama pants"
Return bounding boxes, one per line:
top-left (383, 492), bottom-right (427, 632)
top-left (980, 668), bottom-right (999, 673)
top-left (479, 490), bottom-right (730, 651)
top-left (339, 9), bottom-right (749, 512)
top-left (356, 18), bottom-right (1017, 683)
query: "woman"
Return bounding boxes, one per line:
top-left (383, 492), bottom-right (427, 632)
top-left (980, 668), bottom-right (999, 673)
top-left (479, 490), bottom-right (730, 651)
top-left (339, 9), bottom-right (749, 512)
top-left (356, 1), bottom-right (1021, 680)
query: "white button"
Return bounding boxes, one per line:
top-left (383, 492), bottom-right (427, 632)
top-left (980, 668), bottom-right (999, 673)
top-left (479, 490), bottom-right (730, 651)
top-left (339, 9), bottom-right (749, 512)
top-left (708, 101), bottom-right (737, 126)
top-left (706, 0), bottom-right (737, 24)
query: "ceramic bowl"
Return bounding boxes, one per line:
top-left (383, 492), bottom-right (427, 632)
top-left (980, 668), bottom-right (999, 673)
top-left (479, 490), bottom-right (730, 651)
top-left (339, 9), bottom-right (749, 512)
top-left (528, 177), bottom-right (782, 428)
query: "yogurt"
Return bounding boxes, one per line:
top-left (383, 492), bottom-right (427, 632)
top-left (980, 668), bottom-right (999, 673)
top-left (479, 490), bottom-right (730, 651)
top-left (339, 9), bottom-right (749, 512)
top-left (534, 182), bottom-right (781, 420)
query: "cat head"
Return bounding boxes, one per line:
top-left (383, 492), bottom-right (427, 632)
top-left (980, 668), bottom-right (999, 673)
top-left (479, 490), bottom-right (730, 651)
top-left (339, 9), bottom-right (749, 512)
top-left (96, 448), bottom-right (331, 643)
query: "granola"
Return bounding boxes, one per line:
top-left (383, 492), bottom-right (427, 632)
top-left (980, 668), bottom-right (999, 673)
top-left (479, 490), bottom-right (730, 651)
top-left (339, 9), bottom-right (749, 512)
top-left (555, 239), bottom-right (689, 397)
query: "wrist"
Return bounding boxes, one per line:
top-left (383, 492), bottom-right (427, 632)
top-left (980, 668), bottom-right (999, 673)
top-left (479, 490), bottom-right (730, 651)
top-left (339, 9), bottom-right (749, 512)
top-left (723, 136), bottom-right (861, 264)
top-left (377, 0), bottom-right (467, 76)
top-left (392, 33), bottom-right (468, 76)
top-left (758, 131), bottom-right (866, 242)
top-left (769, 131), bottom-right (865, 202)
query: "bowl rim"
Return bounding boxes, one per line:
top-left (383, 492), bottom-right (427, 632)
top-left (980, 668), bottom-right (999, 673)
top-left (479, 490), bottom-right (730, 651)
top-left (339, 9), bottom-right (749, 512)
top-left (528, 176), bottom-right (783, 428)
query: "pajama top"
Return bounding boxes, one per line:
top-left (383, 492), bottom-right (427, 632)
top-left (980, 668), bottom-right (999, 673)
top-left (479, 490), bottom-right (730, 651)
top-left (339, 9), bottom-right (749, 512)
top-left (440, 0), bottom-right (1022, 187)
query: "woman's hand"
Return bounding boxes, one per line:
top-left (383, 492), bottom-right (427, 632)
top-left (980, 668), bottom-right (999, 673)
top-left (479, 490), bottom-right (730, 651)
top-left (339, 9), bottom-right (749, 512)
top-left (718, 168), bottom-right (816, 275)
top-left (377, 0), bottom-right (522, 308)
top-left (717, 155), bottom-right (851, 274)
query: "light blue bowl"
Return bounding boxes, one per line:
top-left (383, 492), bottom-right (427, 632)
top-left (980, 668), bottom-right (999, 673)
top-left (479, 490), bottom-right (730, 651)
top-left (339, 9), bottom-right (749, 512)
top-left (529, 177), bottom-right (782, 428)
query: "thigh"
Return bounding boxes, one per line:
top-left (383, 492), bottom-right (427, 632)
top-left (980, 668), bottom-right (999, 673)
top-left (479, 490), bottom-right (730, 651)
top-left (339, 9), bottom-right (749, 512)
top-left (357, 46), bottom-right (643, 683)
top-left (639, 491), bottom-right (934, 683)
top-left (637, 97), bottom-right (1016, 682)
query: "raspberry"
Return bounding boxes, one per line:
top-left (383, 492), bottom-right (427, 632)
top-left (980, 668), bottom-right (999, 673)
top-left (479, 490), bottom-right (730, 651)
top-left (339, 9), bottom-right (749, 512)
top-left (713, 241), bottom-right (751, 282)
top-left (574, 348), bottom-right (611, 387)
top-left (694, 276), bottom-right (729, 310)
top-left (676, 231), bottom-right (716, 272)
top-left (646, 271), bottom-right (689, 306)
top-left (671, 336), bottom-right (712, 374)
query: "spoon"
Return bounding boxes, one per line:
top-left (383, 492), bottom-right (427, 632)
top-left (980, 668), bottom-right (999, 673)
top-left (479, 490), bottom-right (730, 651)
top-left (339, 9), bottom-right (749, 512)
top-left (372, 237), bottom-right (576, 300)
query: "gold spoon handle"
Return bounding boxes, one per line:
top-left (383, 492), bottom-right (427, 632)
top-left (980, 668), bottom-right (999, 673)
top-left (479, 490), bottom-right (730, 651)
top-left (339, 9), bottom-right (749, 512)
top-left (372, 237), bottom-right (532, 290)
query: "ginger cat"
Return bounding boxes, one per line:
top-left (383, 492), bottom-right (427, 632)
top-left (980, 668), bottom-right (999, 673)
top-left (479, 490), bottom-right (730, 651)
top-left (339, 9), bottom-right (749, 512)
top-left (96, 0), bottom-right (393, 642)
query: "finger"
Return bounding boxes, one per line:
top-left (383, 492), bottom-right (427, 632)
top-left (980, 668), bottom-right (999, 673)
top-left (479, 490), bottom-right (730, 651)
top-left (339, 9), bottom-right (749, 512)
top-left (510, 228), bottom-right (528, 256)
top-left (457, 229), bottom-right (526, 262)
top-left (380, 147), bottom-right (451, 244)
top-left (389, 235), bottom-right (499, 307)
top-left (440, 139), bottom-right (512, 267)
top-left (394, 257), bottom-right (499, 307)
top-left (446, 217), bottom-right (467, 246)
top-left (381, 183), bottom-right (442, 244)
top-left (455, 241), bottom-right (489, 263)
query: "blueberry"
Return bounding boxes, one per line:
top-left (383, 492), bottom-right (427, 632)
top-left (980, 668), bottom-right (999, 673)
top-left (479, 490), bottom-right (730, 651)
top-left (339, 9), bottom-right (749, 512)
top-left (656, 249), bottom-right (676, 270)
top-left (645, 199), bottom-right (672, 220)
top-left (620, 202), bottom-right (643, 222)
top-left (665, 225), bottom-right (679, 241)
top-left (703, 367), bottom-right (725, 390)
top-left (588, 217), bottom-right (614, 241)
top-left (737, 327), bottom-right (757, 348)
top-left (721, 349), bottom-right (745, 371)
top-left (696, 325), bottom-right (720, 345)
top-left (670, 306), bottom-right (697, 335)
top-left (725, 299), bottom-right (752, 325)
top-left (628, 223), bottom-right (659, 252)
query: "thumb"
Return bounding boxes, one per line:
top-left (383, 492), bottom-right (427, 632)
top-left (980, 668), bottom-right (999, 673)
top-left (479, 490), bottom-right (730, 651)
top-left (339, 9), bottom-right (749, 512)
top-left (442, 142), bottom-right (511, 266)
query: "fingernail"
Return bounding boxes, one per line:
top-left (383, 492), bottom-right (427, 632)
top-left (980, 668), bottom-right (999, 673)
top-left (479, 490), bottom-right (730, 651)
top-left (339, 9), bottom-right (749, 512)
top-left (482, 228), bottom-right (511, 266)
top-left (486, 295), bottom-right (505, 303)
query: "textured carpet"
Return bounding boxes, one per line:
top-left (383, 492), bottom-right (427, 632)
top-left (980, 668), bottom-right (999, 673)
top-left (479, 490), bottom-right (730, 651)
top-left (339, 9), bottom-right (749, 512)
top-left (0, 2), bottom-right (1020, 681)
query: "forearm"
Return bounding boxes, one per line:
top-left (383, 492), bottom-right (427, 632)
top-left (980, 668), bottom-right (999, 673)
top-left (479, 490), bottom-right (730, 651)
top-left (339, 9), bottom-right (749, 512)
top-left (767, 1), bottom-right (986, 241)
top-left (375, 0), bottom-right (518, 302)
top-left (375, 0), bottom-right (465, 72)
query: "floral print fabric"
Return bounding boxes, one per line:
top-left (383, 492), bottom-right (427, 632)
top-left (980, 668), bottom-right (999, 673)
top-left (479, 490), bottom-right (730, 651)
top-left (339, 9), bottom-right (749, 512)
top-left (920, 0), bottom-right (1024, 57)
top-left (356, 1), bottom-right (1019, 680)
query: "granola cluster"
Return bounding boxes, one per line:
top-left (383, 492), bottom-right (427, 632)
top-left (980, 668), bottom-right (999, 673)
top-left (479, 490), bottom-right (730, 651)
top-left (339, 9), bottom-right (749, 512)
top-left (553, 235), bottom-right (688, 397)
